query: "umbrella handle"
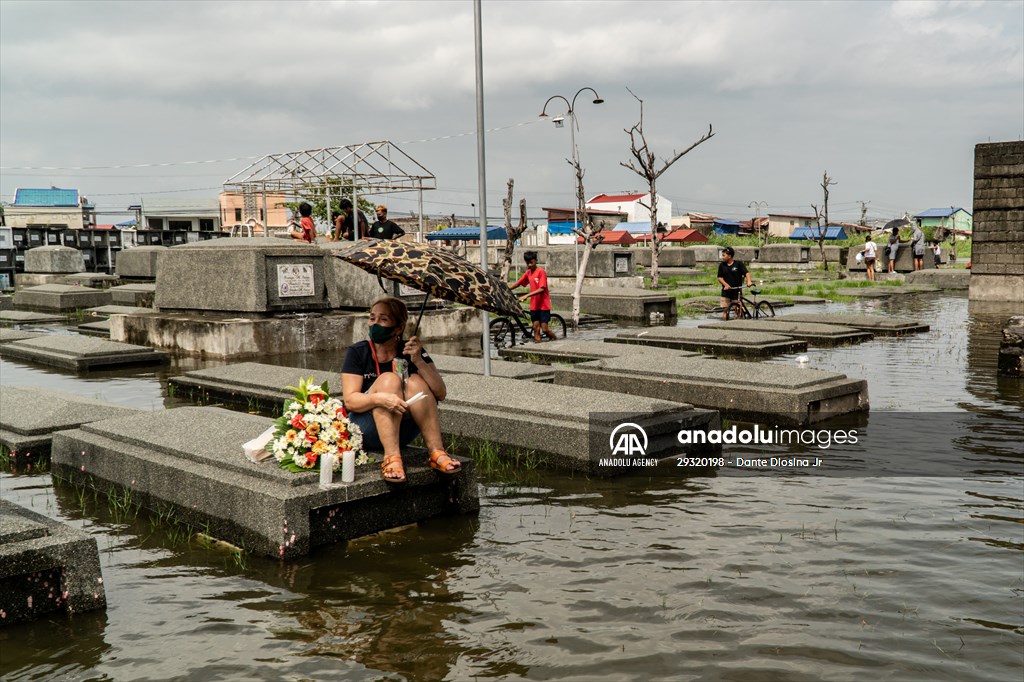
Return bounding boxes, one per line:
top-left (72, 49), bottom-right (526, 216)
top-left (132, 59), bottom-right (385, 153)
top-left (413, 293), bottom-right (430, 337)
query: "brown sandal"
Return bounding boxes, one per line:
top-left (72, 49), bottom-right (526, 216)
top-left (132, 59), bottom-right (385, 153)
top-left (381, 454), bottom-right (406, 483)
top-left (428, 450), bottom-right (461, 475)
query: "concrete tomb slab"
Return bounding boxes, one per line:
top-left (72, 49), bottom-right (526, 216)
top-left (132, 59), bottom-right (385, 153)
top-left (547, 286), bottom-right (677, 321)
top-left (701, 319), bottom-right (874, 346)
top-left (155, 238), bottom-right (330, 314)
top-left (438, 373), bottom-right (720, 474)
top-left (109, 283), bottom-right (156, 307)
top-left (758, 244), bottom-right (811, 264)
top-left (430, 354), bottom-right (555, 381)
top-left (0, 500), bottom-right (107, 626)
top-left (24, 245), bottom-right (85, 274)
top-left (657, 267), bottom-right (705, 278)
top-left (115, 245), bottom-right (167, 280)
top-left (554, 355), bottom-right (869, 425)
top-left (685, 245), bottom-right (724, 263)
top-left (49, 407), bottom-right (479, 559)
top-left (13, 273), bottom-right (70, 288)
top-left (85, 305), bottom-right (150, 317)
top-left (77, 320), bottom-right (111, 337)
top-left (545, 276), bottom-right (646, 290)
top-left (674, 295), bottom-right (796, 312)
top-left (0, 335), bottom-right (169, 371)
top-left (0, 329), bottom-right (44, 344)
top-left (775, 313), bottom-right (929, 336)
top-left (904, 269), bottom-right (970, 289)
top-left (0, 310), bottom-right (66, 325)
top-left (608, 327), bottom-right (807, 357)
top-left (12, 284), bottom-right (112, 312)
top-left (0, 386), bottom-right (141, 461)
top-left (169, 362), bottom-right (343, 410)
top-left (634, 249), bottom-right (697, 268)
top-left (319, 241), bottom-right (424, 309)
top-left (62, 273), bottom-right (120, 289)
top-left (499, 338), bottom-right (701, 365)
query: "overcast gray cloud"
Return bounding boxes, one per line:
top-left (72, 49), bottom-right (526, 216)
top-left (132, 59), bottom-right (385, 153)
top-left (1, 0), bottom-right (1021, 223)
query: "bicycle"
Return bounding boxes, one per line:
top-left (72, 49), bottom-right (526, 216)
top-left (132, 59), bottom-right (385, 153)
top-left (708, 286), bottom-right (776, 321)
top-left (486, 310), bottom-right (568, 349)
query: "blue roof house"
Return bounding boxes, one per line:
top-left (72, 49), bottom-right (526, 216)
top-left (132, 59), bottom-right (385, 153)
top-left (913, 207), bottom-right (972, 234)
top-left (8, 187), bottom-right (90, 228)
top-left (712, 219), bottom-right (740, 235)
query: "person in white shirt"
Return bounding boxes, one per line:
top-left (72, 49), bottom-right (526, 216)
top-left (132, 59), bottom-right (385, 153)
top-left (860, 235), bottom-right (878, 281)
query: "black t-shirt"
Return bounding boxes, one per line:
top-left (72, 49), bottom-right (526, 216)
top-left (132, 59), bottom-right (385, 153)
top-left (338, 211), bottom-right (369, 240)
top-left (369, 220), bottom-right (405, 240)
top-left (717, 260), bottom-right (748, 291)
top-left (342, 340), bottom-right (433, 394)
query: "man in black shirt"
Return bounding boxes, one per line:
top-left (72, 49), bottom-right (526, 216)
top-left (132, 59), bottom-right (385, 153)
top-left (716, 246), bottom-right (752, 320)
top-left (368, 205), bottom-right (406, 240)
top-left (332, 198), bottom-right (368, 241)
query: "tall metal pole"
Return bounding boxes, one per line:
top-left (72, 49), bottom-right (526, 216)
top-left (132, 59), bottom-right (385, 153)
top-left (570, 109), bottom-right (579, 274)
top-left (353, 181), bottom-right (360, 240)
top-left (417, 180), bottom-right (424, 241)
top-left (474, 0), bottom-right (491, 376)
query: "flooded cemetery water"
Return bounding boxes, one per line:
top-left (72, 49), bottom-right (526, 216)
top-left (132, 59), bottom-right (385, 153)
top-left (2, 293), bottom-right (1022, 681)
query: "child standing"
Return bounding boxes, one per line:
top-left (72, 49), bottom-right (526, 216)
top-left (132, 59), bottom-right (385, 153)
top-left (932, 240), bottom-right (942, 269)
top-left (512, 251), bottom-right (557, 342)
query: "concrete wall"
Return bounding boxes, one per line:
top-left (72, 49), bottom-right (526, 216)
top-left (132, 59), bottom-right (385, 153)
top-left (969, 141), bottom-right (1024, 302)
top-left (4, 207), bottom-right (85, 229)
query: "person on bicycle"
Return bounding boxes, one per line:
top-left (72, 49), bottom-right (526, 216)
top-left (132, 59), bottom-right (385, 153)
top-left (512, 251), bottom-right (557, 342)
top-left (717, 246), bottom-right (752, 320)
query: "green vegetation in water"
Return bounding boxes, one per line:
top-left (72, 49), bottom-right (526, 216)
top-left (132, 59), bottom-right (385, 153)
top-left (445, 435), bottom-right (542, 486)
top-left (0, 444), bottom-right (51, 475)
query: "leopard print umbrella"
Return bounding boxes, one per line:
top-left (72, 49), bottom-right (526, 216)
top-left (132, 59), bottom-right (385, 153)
top-left (332, 239), bottom-right (526, 318)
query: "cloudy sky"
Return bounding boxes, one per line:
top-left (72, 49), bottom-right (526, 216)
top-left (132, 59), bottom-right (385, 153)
top-left (1, 0), bottom-right (1021, 224)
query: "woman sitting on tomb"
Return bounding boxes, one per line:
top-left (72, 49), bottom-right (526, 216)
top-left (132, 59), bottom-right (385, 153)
top-left (341, 296), bottom-right (460, 483)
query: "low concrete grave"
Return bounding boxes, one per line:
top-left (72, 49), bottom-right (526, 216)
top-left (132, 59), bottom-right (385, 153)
top-left (0, 335), bottom-right (169, 371)
top-left (77, 320), bottom-right (111, 337)
top-left (674, 295), bottom-right (796, 312)
top-left (545, 276), bottom-right (645, 289)
top-left (554, 355), bottom-right (869, 425)
top-left (657, 268), bottom-right (705, 279)
top-left (84, 305), bottom-right (150, 317)
top-left (109, 283), bottom-right (156, 307)
top-left (499, 338), bottom-right (701, 365)
top-left (546, 248), bottom-right (635, 278)
top-left (608, 327), bottom-right (807, 357)
top-left (24, 245), bottom-right (85, 274)
top-left (807, 245), bottom-right (849, 264)
top-left (115, 245), bottom-right (166, 280)
top-left (431, 354), bottom-right (555, 381)
top-left (62, 273), bottom-right (120, 288)
top-left (0, 386), bottom-right (141, 462)
top-left (775, 313), bottom-right (929, 336)
top-left (438, 374), bottom-right (720, 474)
top-left (49, 407), bottom-right (479, 559)
top-left (757, 244), bottom-right (811, 264)
top-left (0, 329), bottom-right (44, 344)
top-left (547, 286), bottom-right (677, 321)
top-left (634, 248), bottom-right (697, 268)
top-left (320, 241), bottom-right (425, 309)
top-left (904, 269), bottom-right (970, 289)
top-left (12, 284), bottom-right (112, 312)
top-left (0, 310), bottom-right (65, 325)
top-left (686, 245), bottom-right (724, 263)
top-left (701, 319), bottom-right (874, 346)
top-left (0, 500), bottom-right (107, 626)
top-left (14, 273), bottom-right (69, 288)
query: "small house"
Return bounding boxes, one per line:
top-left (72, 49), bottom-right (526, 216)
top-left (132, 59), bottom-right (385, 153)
top-left (586, 192), bottom-right (672, 229)
top-left (767, 213), bottom-right (815, 237)
top-left (913, 207), bottom-right (972, 235)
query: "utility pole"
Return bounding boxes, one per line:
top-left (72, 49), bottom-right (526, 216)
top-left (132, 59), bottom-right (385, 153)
top-left (858, 200), bottom-right (869, 226)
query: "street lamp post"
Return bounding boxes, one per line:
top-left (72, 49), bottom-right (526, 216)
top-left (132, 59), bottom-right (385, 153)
top-left (748, 200), bottom-right (768, 245)
top-left (540, 88), bottom-right (604, 273)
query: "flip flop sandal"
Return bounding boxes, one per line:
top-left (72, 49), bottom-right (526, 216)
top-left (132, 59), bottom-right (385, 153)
top-left (428, 450), bottom-right (461, 475)
top-left (381, 454), bottom-right (406, 484)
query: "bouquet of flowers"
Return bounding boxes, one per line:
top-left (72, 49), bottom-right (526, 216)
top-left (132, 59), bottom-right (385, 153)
top-left (266, 376), bottom-right (368, 472)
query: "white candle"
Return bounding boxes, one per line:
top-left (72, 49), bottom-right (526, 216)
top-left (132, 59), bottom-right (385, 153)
top-left (342, 450), bottom-right (355, 483)
top-left (319, 453), bottom-right (334, 487)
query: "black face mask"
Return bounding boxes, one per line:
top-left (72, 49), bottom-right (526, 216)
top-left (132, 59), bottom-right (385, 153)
top-left (368, 324), bottom-right (397, 343)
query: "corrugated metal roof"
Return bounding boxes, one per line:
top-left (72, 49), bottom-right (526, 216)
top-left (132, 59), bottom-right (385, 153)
top-left (13, 188), bottom-right (79, 206)
top-left (914, 207), bottom-right (970, 218)
top-left (425, 226), bottom-right (507, 241)
top-left (588, 193), bottom-right (646, 203)
top-left (789, 225), bottom-right (847, 240)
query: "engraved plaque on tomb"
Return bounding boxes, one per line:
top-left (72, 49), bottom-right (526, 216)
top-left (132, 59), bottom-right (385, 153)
top-left (277, 264), bottom-right (315, 298)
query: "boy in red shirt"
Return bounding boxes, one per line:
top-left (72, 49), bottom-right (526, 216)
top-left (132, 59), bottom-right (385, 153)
top-left (289, 201), bottom-right (316, 243)
top-left (512, 251), bottom-right (557, 342)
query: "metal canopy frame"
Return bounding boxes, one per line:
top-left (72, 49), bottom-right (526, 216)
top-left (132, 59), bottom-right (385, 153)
top-left (223, 141), bottom-right (436, 236)
top-left (223, 140), bottom-right (436, 195)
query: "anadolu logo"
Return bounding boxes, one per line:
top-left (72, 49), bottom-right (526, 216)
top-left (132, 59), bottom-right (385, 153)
top-left (609, 422), bottom-right (648, 457)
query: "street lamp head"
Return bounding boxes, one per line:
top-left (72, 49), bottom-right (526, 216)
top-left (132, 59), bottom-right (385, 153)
top-left (592, 97), bottom-right (605, 104)
top-left (552, 116), bottom-right (565, 128)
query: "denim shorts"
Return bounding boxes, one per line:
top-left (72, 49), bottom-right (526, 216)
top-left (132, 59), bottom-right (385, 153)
top-left (348, 410), bottom-right (421, 452)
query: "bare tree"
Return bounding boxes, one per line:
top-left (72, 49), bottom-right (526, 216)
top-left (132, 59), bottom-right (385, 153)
top-left (620, 88), bottom-right (714, 288)
top-left (568, 155), bottom-right (601, 329)
top-left (499, 178), bottom-right (528, 281)
top-left (813, 172), bottom-right (837, 271)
